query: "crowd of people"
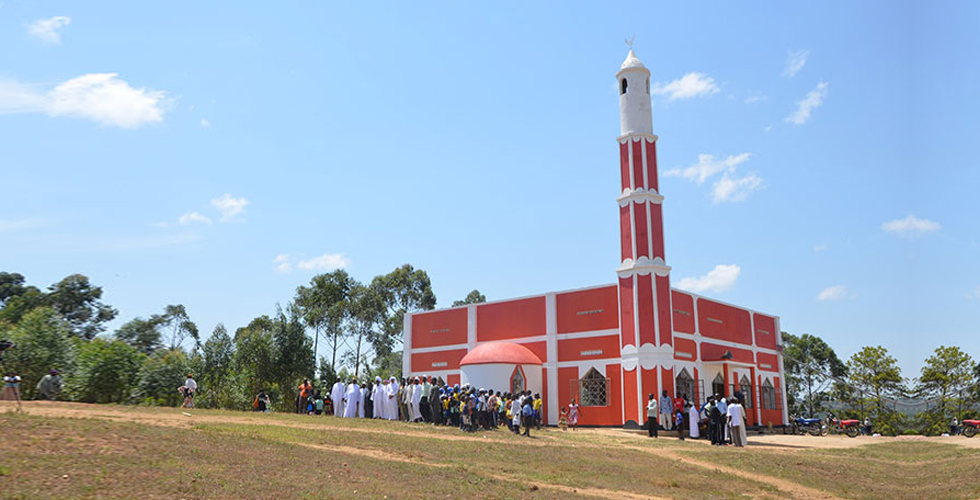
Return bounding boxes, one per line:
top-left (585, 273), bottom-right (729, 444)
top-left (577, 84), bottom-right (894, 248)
top-left (276, 375), bottom-right (557, 437)
top-left (645, 390), bottom-right (750, 446)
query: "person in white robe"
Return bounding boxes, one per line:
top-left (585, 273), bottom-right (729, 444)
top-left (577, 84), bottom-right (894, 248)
top-left (387, 377), bottom-right (399, 420)
top-left (343, 378), bottom-right (361, 418)
top-left (372, 377), bottom-right (384, 419)
top-left (727, 398), bottom-right (747, 447)
top-left (410, 377), bottom-right (423, 422)
top-left (358, 384), bottom-right (367, 418)
top-left (330, 380), bottom-right (345, 417)
top-left (688, 403), bottom-right (700, 439)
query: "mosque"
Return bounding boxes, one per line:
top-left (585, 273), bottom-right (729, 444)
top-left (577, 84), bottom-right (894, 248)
top-left (401, 50), bottom-right (789, 428)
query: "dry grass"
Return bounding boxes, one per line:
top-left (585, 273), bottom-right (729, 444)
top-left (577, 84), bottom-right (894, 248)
top-left (1, 402), bottom-right (975, 500)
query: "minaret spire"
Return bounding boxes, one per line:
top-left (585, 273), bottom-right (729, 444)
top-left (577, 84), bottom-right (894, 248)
top-left (614, 48), bottom-right (674, 425)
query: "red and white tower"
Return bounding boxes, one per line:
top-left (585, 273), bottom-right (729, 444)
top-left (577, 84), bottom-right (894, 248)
top-left (615, 49), bottom-right (675, 425)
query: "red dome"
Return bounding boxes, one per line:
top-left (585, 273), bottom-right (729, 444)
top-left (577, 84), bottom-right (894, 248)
top-left (459, 342), bottom-right (542, 366)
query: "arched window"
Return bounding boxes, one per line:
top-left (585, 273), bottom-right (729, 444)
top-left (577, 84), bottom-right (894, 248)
top-left (761, 379), bottom-right (776, 410)
top-left (620, 78), bottom-right (628, 95)
top-left (739, 376), bottom-right (753, 409)
top-left (675, 368), bottom-right (695, 403)
top-left (579, 368), bottom-right (608, 407)
top-left (711, 374), bottom-right (725, 398)
top-left (510, 366), bottom-right (525, 394)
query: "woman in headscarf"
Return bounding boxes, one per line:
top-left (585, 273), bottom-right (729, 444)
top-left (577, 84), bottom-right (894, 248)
top-left (386, 376), bottom-right (399, 420)
top-left (410, 377), bottom-right (423, 422)
top-left (372, 376), bottom-right (384, 419)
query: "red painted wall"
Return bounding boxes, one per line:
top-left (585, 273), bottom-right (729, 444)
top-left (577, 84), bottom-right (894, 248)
top-left (410, 348), bottom-right (468, 373)
top-left (671, 291), bottom-right (695, 334)
top-left (645, 140), bottom-right (658, 192)
top-left (623, 368), bottom-right (639, 423)
top-left (753, 313), bottom-right (777, 349)
top-left (656, 276), bottom-right (673, 346)
top-left (631, 140), bottom-right (644, 189)
top-left (619, 205), bottom-right (632, 261)
top-left (476, 296), bottom-right (546, 342)
top-left (636, 274), bottom-right (655, 346)
top-left (650, 203), bottom-right (665, 259)
top-left (619, 142), bottom-right (630, 191)
top-left (556, 286), bottom-right (619, 334)
top-left (673, 337), bottom-right (697, 361)
top-left (557, 335), bottom-right (621, 362)
top-left (697, 299), bottom-right (752, 345)
top-left (634, 203), bottom-right (649, 258)
top-left (618, 278), bottom-right (635, 347)
top-left (447, 373), bottom-right (460, 386)
top-left (411, 308), bottom-right (468, 348)
top-left (700, 342), bottom-right (754, 364)
top-left (518, 341), bottom-right (548, 363)
top-left (641, 367), bottom-right (658, 411)
top-left (756, 352), bottom-right (779, 372)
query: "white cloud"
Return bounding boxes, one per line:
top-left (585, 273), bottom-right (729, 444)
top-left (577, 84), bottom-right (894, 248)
top-left (744, 94), bottom-right (767, 104)
top-left (664, 153), bottom-right (751, 185)
top-left (813, 243), bottom-right (828, 252)
top-left (211, 194), bottom-right (249, 222)
top-left (297, 253), bottom-right (350, 272)
top-left (178, 211), bottom-right (212, 225)
top-left (966, 286), bottom-right (980, 300)
top-left (786, 82), bottom-right (828, 125)
top-left (27, 16), bottom-right (71, 44)
top-left (273, 254), bottom-right (292, 274)
top-left (783, 49), bottom-right (809, 77)
top-left (0, 73), bottom-right (169, 128)
top-left (881, 214), bottom-right (940, 238)
top-left (711, 173), bottom-right (762, 203)
top-left (200, 118), bottom-right (211, 128)
top-left (652, 72), bottom-right (719, 101)
top-left (816, 285), bottom-right (855, 302)
top-left (676, 264), bottom-right (741, 293)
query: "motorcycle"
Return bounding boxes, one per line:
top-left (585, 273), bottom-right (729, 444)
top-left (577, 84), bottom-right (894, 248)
top-left (791, 416), bottom-right (824, 436)
top-left (823, 416), bottom-right (861, 438)
top-left (963, 420), bottom-right (979, 438)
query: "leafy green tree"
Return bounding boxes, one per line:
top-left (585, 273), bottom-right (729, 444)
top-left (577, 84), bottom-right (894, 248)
top-left (67, 338), bottom-right (144, 403)
top-left (1, 307), bottom-right (76, 399)
top-left (201, 323), bottom-right (234, 408)
top-left (272, 305), bottom-right (315, 410)
top-left (0, 272), bottom-right (29, 305)
top-left (47, 274), bottom-right (118, 340)
top-left (162, 304), bottom-right (199, 351)
top-left (452, 289), bottom-right (486, 307)
top-left (916, 346), bottom-right (974, 433)
top-left (295, 270), bottom-right (354, 372)
top-left (847, 345), bottom-right (905, 434)
top-left (0, 287), bottom-right (48, 325)
top-left (133, 348), bottom-right (191, 406)
top-left (347, 284), bottom-right (384, 378)
top-left (370, 264), bottom-right (436, 360)
top-left (234, 316), bottom-right (279, 409)
top-left (781, 332), bottom-right (846, 416)
top-left (114, 315), bottom-right (167, 354)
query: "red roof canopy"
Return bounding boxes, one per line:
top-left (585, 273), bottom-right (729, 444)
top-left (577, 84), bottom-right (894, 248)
top-left (459, 342), bottom-right (543, 366)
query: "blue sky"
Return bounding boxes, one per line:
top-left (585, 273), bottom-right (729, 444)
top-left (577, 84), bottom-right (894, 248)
top-left (1, 2), bottom-right (977, 374)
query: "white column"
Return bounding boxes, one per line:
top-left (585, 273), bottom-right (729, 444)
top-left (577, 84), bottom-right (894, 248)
top-left (402, 313), bottom-right (412, 376)
top-left (545, 292), bottom-right (558, 425)
top-left (466, 304), bottom-right (477, 349)
top-left (775, 316), bottom-right (789, 425)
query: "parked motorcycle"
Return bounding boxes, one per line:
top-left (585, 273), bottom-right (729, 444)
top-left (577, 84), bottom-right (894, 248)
top-left (963, 420), bottom-right (979, 438)
top-left (823, 415), bottom-right (861, 438)
top-left (791, 416), bottom-right (824, 436)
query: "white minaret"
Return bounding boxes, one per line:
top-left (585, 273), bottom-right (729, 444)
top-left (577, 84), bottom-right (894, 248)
top-left (617, 50), bottom-right (653, 136)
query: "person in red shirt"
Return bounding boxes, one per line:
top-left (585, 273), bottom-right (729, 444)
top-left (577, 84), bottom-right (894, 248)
top-left (673, 394), bottom-right (685, 413)
top-left (297, 379), bottom-right (312, 414)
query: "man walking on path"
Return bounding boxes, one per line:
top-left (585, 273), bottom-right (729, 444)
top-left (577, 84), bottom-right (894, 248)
top-left (646, 393), bottom-right (658, 438)
top-left (659, 390), bottom-right (672, 430)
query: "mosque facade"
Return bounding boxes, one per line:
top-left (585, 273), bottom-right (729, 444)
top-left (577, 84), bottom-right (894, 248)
top-left (402, 50), bottom-right (789, 427)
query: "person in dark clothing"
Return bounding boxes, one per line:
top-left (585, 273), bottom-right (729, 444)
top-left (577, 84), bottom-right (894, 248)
top-left (646, 393), bottom-right (659, 438)
top-left (429, 384), bottom-right (442, 425)
top-left (708, 397), bottom-right (722, 445)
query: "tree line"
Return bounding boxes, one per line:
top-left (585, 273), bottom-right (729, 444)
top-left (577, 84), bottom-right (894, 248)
top-left (0, 268), bottom-right (487, 412)
top-left (782, 332), bottom-right (980, 435)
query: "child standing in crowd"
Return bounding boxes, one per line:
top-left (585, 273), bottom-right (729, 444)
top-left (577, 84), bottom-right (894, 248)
top-left (510, 396), bottom-right (522, 434)
top-left (315, 393), bottom-right (324, 415)
top-left (568, 398), bottom-right (581, 430)
top-left (558, 406), bottom-right (569, 431)
top-left (533, 393), bottom-right (543, 430)
top-left (675, 408), bottom-right (685, 440)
